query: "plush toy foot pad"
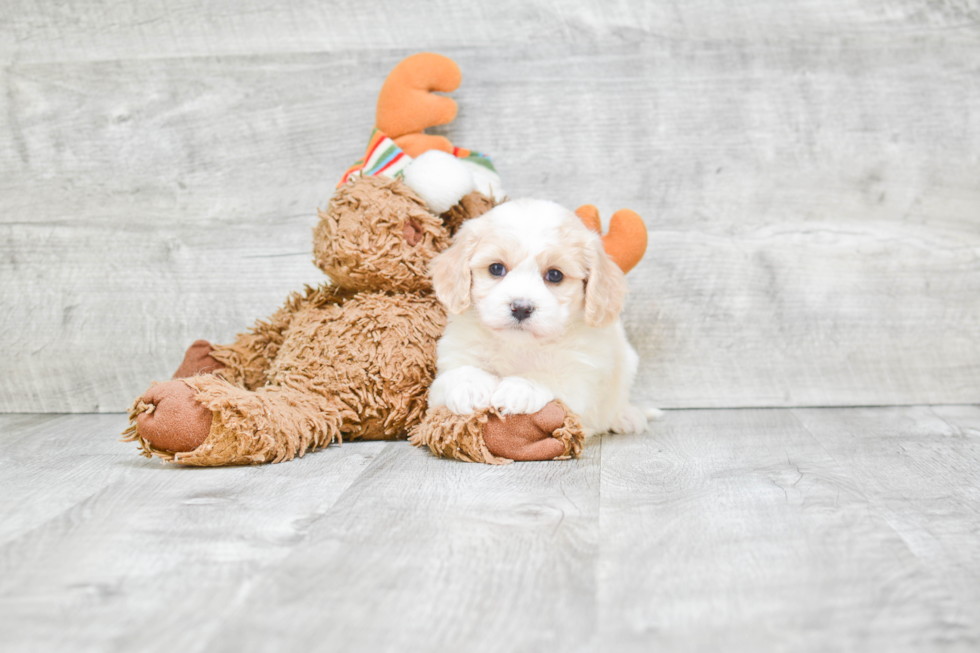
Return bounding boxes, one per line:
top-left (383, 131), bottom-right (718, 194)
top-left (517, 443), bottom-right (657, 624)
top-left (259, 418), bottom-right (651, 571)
top-left (483, 402), bottom-right (568, 461)
top-left (135, 380), bottom-right (212, 453)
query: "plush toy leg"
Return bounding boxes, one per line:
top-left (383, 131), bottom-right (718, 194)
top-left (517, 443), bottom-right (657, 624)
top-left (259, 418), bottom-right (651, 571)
top-left (409, 400), bottom-right (585, 464)
top-left (123, 375), bottom-right (345, 466)
top-left (123, 380), bottom-right (213, 454)
top-left (120, 340), bottom-right (226, 456)
top-left (172, 340), bottom-right (225, 379)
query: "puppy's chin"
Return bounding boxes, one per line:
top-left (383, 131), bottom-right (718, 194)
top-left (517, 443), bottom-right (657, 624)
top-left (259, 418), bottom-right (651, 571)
top-left (494, 322), bottom-right (563, 344)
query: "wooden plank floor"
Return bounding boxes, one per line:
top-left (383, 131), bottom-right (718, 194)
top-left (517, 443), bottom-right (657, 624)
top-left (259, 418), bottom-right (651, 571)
top-left (1, 406), bottom-right (978, 652)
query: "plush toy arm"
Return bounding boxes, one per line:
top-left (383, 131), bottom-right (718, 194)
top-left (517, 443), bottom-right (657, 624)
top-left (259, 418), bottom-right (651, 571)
top-left (409, 400), bottom-right (584, 464)
top-left (210, 284), bottom-right (353, 390)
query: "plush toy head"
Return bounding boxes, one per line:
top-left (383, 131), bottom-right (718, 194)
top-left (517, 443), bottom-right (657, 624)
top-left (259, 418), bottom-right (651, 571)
top-left (315, 53), bottom-right (502, 294)
top-left (313, 175), bottom-right (459, 293)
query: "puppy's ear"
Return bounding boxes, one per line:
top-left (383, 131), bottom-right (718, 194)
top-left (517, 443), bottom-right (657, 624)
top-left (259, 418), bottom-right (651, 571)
top-left (584, 237), bottom-right (628, 327)
top-left (430, 225), bottom-right (478, 313)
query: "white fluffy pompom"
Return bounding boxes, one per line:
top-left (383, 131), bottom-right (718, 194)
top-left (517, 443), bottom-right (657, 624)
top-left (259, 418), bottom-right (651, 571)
top-left (402, 150), bottom-right (478, 214)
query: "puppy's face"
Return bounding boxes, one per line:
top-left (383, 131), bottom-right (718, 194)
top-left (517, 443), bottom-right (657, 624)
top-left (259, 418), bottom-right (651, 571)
top-left (430, 199), bottom-right (627, 342)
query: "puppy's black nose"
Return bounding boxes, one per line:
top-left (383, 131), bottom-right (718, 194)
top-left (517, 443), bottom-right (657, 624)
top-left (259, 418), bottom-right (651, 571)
top-left (510, 300), bottom-right (535, 322)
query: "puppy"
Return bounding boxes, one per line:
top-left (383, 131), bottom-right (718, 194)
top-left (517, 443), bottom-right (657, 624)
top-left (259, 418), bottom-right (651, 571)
top-left (427, 198), bottom-right (652, 437)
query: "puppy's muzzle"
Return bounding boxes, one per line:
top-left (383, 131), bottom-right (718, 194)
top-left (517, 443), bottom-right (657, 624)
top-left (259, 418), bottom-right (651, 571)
top-left (510, 300), bottom-right (536, 323)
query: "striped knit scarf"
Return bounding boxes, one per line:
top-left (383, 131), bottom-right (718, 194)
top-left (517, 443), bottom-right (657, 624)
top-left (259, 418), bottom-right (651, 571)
top-left (338, 128), bottom-right (497, 187)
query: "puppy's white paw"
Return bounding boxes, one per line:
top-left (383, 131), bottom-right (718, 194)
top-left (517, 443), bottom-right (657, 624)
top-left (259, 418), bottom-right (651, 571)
top-left (610, 405), bottom-right (649, 434)
top-left (432, 366), bottom-right (500, 415)
top-left (490, 377), bottom-right (554, 415)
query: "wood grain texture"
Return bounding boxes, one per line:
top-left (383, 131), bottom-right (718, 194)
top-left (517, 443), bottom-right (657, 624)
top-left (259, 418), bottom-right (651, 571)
top-left (0, 415), bottom-right (603, 653)
top-left (597, 407), bottom-right (980, 651)
top-left (793, 404), bottom-right (980, 640)
top-left (200, 441), bottom-right (602, 653)
top-left (2, 406), bottom-right (979, 651)
top-left (4, 0), bottom-right (979, 64)
top-left (627, 222), bottom-right (980, 408)
top-left (0, 413), bottom-right (388, 652)
top-left (2, 1), bottom-right (979, 411)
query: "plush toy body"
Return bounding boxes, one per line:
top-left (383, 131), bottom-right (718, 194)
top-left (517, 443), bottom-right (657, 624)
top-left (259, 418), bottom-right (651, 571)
top-left (124, 55), bottom-right (591, 466)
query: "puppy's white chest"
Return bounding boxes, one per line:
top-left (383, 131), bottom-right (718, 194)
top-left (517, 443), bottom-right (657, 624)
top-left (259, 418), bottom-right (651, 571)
top-left (478, 343), bottom-right (584, 381)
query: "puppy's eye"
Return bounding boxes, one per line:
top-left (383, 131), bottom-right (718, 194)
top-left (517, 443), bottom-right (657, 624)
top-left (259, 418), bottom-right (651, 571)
top-left (545, 269), bottom-right (564, 283)
top-left (489, 263), bottom-right (507, 277)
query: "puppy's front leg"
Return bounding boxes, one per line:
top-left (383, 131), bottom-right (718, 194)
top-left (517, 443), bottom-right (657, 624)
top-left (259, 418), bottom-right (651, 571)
top-left (429, 366), bottom-right (500, 415)
top-left (491, 377), bottom-right (555, 415)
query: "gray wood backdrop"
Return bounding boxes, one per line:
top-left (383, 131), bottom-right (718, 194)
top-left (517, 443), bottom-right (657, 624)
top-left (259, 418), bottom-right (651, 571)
top-left (2, 0), bottom-right (978, 413)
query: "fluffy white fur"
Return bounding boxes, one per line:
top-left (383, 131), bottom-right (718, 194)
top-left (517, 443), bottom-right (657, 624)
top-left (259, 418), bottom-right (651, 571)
top-left (428, 198), bottom-right (653, 437)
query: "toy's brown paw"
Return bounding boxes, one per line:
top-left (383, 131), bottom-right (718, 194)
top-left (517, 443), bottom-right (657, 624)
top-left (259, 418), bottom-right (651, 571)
top-left (172, 339), bottom-right (224, 379)
top-left (136, 380), bottom-right (212, 452)
top-left (483, 402), bottom-right (568, 461)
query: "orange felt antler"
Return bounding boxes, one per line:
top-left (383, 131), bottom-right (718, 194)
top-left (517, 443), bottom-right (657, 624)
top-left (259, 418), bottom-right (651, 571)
top-left (376, 53), bottom-right (461, 158)
top-left (575, 205), bottom-right (648, 274)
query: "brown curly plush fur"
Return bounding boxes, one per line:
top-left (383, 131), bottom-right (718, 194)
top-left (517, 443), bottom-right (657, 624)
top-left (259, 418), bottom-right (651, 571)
top-left (122, 172), bottom-right (587, 466)
top-left (123, 175), bottom-right (584, 466)
top-left (314, 176), bottom-right (448, 293)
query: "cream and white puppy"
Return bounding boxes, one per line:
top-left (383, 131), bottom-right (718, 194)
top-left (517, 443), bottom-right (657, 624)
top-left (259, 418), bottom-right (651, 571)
top-left (427, 198), bottom-right (652, 437)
